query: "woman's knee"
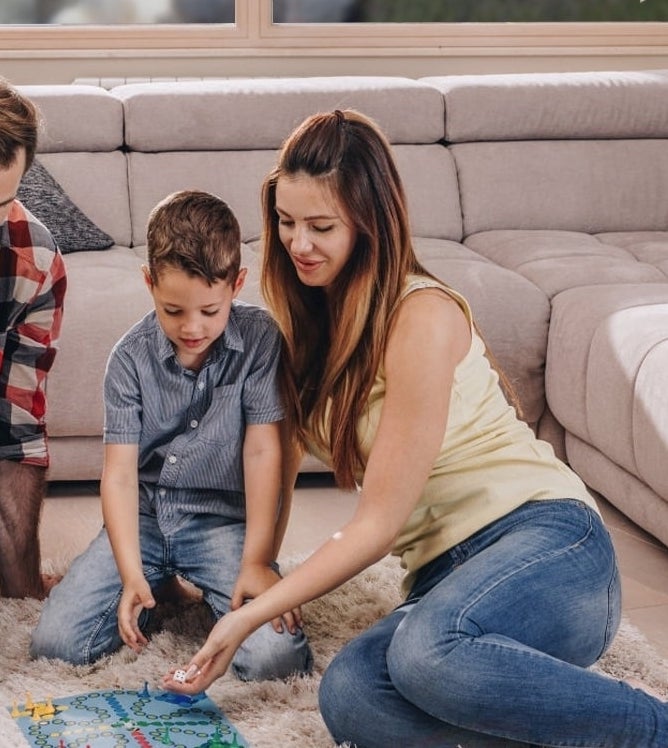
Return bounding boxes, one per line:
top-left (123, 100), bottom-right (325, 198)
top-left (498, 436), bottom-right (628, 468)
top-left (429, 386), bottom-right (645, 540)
top-left (319, 644), bottom-right (371, 745)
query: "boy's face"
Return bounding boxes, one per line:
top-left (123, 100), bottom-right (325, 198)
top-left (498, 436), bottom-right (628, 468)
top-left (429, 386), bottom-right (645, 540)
top-left (0, 148), bottom-right (26, 225)
top-left (144, 265), bottom-right (246, 371)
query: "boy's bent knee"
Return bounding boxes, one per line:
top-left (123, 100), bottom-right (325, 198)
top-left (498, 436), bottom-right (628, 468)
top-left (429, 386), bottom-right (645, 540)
top-left (30, 623), bottom-right (91, 666)
top-left (231, 623), bottom-right (313, 681)
top-left (30, 595), bottom-right (121, 666)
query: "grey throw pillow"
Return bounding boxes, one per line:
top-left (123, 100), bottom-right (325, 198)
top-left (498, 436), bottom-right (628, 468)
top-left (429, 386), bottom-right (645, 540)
top-left (17, 159), bottom-right (114, 253)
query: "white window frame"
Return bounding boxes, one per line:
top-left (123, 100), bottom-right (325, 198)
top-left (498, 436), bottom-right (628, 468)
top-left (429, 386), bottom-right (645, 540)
top-left (1, 0), bottom-right (667, 57)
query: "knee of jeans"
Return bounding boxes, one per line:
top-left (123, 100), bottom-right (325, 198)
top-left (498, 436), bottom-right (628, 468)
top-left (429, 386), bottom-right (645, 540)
top-left (231, 623), bottom-right (313, 681)
top-left (319, 653), bottom-right (363, 745)
top-left (387, 616), bottom-right (464, 698)
top-left (30, 592), bottom-right (123, 666)
top-left (30, 616), bottom-right (91, 665)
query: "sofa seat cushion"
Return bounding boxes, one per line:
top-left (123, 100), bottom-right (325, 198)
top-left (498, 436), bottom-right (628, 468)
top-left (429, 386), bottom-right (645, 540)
top-left (547, 284), bottom-right (668, 500)
top-left (465, 230), bottom-right (667, 298)
top-left (597, 231), bottom-right (668, 277)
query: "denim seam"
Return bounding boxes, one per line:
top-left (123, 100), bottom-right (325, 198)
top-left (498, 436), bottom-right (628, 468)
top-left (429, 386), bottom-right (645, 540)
top-left (82, 588), bottom-right (124, 665)
top-left (455, 504), bottom-right (595, 632)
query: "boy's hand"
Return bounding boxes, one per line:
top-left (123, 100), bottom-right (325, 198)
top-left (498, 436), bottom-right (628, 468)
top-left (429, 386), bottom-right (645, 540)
top-left (231, 562), bottom-right (303, 635)
top-left (117, 576), bottom-right (156, 653)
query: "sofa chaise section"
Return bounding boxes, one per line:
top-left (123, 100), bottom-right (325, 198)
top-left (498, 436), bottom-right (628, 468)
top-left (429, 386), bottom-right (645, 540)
top-left (423, 69), bottom-right (668, 546)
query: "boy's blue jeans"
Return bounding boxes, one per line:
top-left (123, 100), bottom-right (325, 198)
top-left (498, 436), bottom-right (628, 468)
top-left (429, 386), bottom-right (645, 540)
top-left (320, 499), bottom-right (668, 747)
top-left (30, 511), bottom-right (313, 681)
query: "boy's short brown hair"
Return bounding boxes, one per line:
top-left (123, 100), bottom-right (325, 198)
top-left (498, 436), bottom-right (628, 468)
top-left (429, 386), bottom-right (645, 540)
top-left (146, 189), bottom-right (241, 286)
top-left (0, 77), bottom-right (39, 172)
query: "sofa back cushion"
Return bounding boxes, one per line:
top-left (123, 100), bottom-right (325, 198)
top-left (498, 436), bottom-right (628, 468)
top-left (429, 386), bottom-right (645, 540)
top-left (18, 84), bottom-right (131, 248)
top-left (422, 70), bottom-right (668, 237)
top-left (452, 139), bottom-right (668, 236)
top-left (422, 69), bottom-right (668, 143)
top-left (115, 77), bottom-right (462, 245)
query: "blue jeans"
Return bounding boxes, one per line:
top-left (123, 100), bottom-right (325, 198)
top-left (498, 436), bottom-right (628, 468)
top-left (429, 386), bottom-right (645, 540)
top-left (30, 511), bottom-right (313, 680)
top-left (320, 500), bottom-right (668, 747)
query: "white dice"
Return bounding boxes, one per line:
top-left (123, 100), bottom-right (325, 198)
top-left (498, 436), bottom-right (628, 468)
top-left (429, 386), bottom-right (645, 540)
top-left (172, 669), bottom-right (188, 683)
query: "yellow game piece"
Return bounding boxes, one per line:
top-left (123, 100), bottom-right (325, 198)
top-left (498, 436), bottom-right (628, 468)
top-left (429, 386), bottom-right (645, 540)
top-left (11, 701), bottom-right (20, 718)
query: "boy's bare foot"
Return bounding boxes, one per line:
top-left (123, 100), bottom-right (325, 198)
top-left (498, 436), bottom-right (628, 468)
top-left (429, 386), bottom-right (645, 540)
top-left (154, 576), bottom-right (203, 606)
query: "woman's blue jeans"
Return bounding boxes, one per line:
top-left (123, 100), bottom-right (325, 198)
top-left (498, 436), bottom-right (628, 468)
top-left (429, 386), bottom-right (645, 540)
top-left (30, 511), bottom-right (312, 681)
top-left (319, 499), bottom-right (667, 747)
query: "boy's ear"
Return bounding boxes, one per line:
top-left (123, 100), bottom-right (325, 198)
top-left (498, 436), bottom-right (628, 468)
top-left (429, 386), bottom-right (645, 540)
top-left (141, 265), bottom-right (154, 291)
top-left (232, 267), bottom-right (247, 298)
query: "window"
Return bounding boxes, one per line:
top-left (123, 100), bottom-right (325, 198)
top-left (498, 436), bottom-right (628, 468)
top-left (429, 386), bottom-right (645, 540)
top-left (272, 0), bottom-right (668, 24)
top-left (2, 0), bottom-right (665, 25)
top-left (0, 0), bottom-right (665, 57)
top-left (0, 0), bottom-right (234, 25)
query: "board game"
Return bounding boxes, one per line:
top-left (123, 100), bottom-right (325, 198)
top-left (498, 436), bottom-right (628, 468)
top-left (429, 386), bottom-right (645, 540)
top-left (8, 683), bottom-right (247, 747)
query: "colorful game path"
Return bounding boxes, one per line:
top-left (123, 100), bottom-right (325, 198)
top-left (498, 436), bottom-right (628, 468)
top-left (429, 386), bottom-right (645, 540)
top-left (8, 682), bottom-right (247, 747)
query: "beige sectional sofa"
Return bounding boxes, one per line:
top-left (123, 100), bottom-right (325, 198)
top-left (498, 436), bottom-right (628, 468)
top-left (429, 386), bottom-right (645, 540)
top-left (18, 70), bottom-right (668, 549)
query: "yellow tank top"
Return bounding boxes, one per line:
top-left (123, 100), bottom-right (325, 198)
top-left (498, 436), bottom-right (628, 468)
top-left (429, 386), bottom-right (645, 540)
top-left (308, 275), bottom-right (598, 592)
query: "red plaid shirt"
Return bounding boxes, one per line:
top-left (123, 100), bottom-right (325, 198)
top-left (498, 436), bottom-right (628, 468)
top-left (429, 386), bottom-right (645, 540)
top-left (0, 200), bottom-right (67, 466)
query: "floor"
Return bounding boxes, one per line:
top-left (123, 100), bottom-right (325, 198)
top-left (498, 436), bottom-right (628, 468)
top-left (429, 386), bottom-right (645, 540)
top-left (42, 475), bottom-right (668, 661)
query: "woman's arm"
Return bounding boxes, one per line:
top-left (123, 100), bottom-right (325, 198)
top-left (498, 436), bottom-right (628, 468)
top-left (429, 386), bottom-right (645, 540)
top-left (165, 289), bottom-right (471, 691)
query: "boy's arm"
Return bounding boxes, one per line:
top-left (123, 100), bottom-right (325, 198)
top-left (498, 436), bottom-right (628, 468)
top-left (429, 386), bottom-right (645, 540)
top-left (239, 421), bottom-right (282, 572)
top-left (235, 419), bottom-right (302, 633)
top-left (101, 442), bottom-right (142, 585)
top-left (101, 442), bottom-right (155, 651)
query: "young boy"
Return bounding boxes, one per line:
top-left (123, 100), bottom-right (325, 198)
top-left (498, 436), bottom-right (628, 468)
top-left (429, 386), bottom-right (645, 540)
top-left (31, 189), bottom-right (312, 681)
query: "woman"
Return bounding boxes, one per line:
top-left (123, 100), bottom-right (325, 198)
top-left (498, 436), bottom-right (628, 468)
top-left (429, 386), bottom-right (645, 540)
top-left (165, 109), bottom-right (667, 747)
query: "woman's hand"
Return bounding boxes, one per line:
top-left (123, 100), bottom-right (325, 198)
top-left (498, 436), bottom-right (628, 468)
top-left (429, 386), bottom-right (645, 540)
top-left (231, 562), bottom-right (303, 635)
top-left (162, 607), bottom-right (254, 694)
top-left (117, 576), bottom-right (155, 653)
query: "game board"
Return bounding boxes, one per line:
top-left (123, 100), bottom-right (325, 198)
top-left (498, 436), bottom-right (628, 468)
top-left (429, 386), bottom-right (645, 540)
top-left (8, 683), bottom-right (247, 747)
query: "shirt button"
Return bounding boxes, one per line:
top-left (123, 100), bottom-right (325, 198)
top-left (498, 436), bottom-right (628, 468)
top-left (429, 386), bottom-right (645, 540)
top-left (168, 455), bottom-right (177, 464)
top-left (159, 488), bottom-right (166, 497)
top-left (190, 419), bottom-right (199, 429)
top-left (197, 382), bottom-right (205, 390)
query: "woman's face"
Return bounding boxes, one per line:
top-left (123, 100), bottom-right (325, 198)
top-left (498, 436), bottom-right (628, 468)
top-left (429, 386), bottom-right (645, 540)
top-left (275, 173), bottom-right (357, 290)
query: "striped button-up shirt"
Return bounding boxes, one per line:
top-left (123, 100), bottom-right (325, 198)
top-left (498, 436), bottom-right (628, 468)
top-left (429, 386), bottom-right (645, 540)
top-left (0, 200), bottom-right (67, 466)
top-left (103, 302), bottom-right (284, 530)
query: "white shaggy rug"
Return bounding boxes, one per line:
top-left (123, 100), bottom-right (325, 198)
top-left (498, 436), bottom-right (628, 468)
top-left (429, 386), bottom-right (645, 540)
top-left (0, 555), bottom-right (666, 747)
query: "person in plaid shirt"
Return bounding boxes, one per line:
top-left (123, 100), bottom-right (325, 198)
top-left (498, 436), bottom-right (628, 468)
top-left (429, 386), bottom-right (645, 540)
top-left (0, 77), bottom-right (66, 598)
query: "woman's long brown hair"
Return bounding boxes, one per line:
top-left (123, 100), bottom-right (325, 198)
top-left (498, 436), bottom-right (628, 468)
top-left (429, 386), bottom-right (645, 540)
top-left (261, 109), bottom-right (518, 490)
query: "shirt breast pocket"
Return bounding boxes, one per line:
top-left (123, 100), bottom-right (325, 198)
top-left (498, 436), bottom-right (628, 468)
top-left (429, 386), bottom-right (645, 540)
top-left (199, 382), bottom-right (244, 447)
